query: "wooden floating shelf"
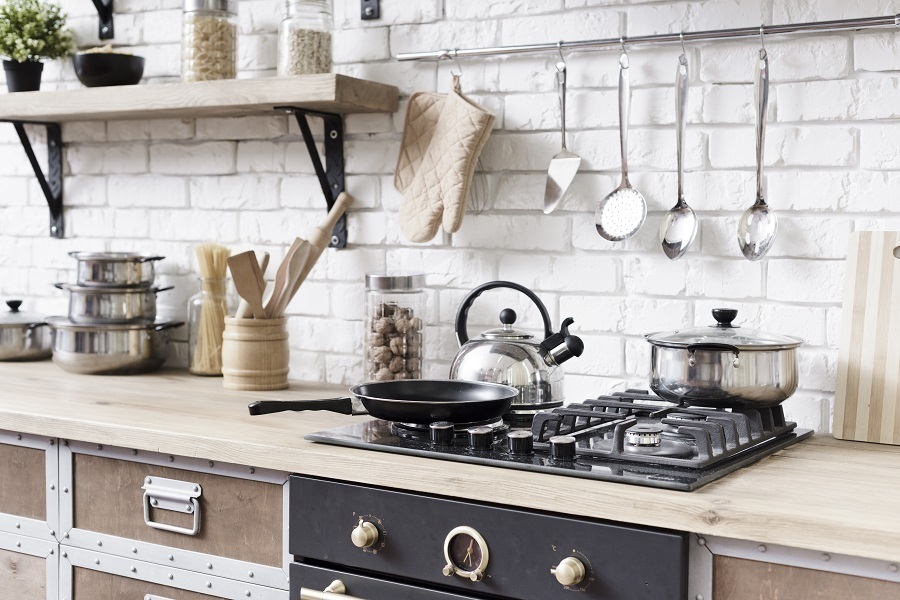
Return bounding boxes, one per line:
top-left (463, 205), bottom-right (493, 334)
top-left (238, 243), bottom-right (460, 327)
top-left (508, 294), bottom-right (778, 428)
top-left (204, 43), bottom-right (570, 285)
top-left (0, 74), bottom-right (400, 123)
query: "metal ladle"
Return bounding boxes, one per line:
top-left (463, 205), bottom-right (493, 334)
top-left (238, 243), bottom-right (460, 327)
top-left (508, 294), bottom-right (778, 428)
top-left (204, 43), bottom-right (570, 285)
top-left (595, 43), bottom-right (647, 242)
top-left (660, 41), bottom-right (697, 260)
top-left (738, 35), bottom-right (777, 261)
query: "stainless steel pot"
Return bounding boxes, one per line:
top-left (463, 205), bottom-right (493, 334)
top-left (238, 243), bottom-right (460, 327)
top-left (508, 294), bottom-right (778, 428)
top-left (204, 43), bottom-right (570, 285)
top-left (69, 252), bottom-right (164, 287)
top-left (644, 308), bottom-right (804, 408)
top-left (0, 300), bottom-right (51, 361)
top-left (56, 283), bottom-right (172, 324)
top-left (48, 318), bottom-right (183, 375)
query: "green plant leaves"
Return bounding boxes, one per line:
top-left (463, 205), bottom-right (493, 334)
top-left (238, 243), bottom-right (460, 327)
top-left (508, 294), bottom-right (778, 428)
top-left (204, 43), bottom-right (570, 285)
top-left (0, 0), bottom-right (73, 63)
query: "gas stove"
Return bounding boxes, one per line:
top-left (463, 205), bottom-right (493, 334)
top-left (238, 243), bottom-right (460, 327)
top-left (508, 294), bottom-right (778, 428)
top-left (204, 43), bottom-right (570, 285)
top-left (306, 390), bottom-right (813, 491)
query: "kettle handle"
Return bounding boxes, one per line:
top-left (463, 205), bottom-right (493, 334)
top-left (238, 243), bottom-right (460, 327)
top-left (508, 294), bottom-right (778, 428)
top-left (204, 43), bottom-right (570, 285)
top-left (455, 281), bottom-right (554, 346)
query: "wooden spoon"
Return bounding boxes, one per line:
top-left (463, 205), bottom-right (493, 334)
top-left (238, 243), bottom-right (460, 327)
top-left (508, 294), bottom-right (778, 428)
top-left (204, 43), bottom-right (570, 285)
top-left (293, 192), bottom-right (354, 296)
top-left (269, 241), bottom-right (313, 319)
top-left (263, 237), bottom-right (303, 318)
top-left (234, 251), bottom-right (269, 319)
top-left (228, 251), bottom-right (267, 319)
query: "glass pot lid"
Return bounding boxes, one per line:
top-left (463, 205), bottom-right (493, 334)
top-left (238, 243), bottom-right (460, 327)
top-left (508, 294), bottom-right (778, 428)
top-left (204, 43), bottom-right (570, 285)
top-left (0, 300), bottom-right (46, 328)
top-left (644, 308), bottom-right (805, 351)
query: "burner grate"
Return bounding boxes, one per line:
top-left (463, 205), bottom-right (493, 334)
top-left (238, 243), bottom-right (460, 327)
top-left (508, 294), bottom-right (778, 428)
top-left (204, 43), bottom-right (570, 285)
top-left (532, 390), bottom-right (798, 469)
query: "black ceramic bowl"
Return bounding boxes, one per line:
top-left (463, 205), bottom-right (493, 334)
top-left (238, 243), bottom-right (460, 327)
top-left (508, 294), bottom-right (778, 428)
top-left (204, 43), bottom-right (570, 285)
top-left (73, 53), bottom-right (145, 87)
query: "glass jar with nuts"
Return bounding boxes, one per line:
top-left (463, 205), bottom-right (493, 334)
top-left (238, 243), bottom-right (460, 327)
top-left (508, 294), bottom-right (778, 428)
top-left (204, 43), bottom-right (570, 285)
top-left (182, 0), bottom-right (237, 82)
top-left (364, 272), bottom-right (426, 382)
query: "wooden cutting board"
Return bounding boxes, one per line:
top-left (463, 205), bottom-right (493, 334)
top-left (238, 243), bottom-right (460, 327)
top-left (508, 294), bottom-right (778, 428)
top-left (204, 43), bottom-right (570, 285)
top-left (834, 231), bottom-right (900, 445)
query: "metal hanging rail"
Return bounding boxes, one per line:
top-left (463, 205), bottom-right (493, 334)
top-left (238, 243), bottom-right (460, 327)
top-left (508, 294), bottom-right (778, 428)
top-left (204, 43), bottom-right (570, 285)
top-left (396, 14), bottom-right (900, 61)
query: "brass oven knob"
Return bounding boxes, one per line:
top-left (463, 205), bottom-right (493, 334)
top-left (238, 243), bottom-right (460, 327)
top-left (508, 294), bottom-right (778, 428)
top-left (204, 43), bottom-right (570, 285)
top-left (551, 556), bottom-right (586, 587)
top-left (350, 518), bottom-right (379, 548)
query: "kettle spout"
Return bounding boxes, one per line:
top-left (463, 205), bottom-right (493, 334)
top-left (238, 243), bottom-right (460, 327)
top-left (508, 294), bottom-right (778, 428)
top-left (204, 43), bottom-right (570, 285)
top-left (541, 317), bottom-right (584, 366)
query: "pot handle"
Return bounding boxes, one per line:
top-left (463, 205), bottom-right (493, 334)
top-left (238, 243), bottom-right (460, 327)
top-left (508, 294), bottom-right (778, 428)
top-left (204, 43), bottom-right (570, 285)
top-left (455, 281), bottom-right (553, 346)
top-left (248, 398), bottom-right (355, 416)
top-left (154, 286), bottom-right (175, 293)
top-left (139, 256), bottom-right (166, 263)
top-left (153, 321), bottom-right (184, 332)
top-left (687, 343), bottom-right (741, 368)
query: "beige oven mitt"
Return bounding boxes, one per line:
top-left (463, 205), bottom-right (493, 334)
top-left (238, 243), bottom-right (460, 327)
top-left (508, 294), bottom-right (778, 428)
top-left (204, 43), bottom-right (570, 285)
top-left (395, 76), bottom-right (495, 243)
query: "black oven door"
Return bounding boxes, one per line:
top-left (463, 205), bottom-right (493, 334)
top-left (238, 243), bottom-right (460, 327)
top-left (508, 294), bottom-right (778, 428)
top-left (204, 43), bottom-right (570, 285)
top-left (292, 563), bottom-right (487, 600)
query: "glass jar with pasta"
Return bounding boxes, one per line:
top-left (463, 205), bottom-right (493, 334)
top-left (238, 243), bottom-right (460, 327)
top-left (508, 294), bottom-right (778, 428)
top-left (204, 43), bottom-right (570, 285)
top-left (182, 0), bottom-right (237, 82)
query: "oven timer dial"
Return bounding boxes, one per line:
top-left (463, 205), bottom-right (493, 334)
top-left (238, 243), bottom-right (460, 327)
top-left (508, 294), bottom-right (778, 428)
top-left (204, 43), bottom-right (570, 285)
top-left (442, 526), bottom-right (490, 582)
top-left (351, 518), bottom-right (380, 549)
top-left (552, 556), bottom-right (586, 587)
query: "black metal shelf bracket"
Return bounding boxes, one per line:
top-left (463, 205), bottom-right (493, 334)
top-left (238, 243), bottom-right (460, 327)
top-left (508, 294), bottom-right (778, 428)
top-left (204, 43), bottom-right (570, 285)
top-left (2, 121), bottom-right (64, 239)
top-left (91, 0), bottom-right (114, 40)
top-left (277, 106), bottom-right (347, 249)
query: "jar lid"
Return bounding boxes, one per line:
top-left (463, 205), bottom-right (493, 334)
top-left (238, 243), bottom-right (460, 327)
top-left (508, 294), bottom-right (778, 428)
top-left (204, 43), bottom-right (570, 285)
top-left (365, 272), bottom-right (425, 291)
top-left (0, 300), bottom-right (45, 328)
top-left (184, 0), bottom-right (237, 13)
top-left (644, 308), bottom-right (805, 351)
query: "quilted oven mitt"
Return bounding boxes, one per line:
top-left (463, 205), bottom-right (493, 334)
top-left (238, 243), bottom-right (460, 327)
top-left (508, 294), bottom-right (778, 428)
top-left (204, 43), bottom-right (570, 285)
top-left (395, 76), bottom-right (495, 243)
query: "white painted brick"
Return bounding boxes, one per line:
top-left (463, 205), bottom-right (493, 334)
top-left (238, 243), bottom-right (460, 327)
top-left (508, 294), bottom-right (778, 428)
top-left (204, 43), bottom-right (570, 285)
top-left (335, 61), bottom-right (436, 95)
top-left (323, 354), bottom-right (366, 385)
top-left (698, 215), bottom-right (740, 258)
top-left (501, 11), bottom-right (620, 46)
top-left (826, 307), bottom-right (842, 348)
top-left (385, 213), bottom-right (448, 247)
top-left (284, 281), bottom-right (332, 316)
top-left (131, 44), bottom-right (182, 79)
top-left (481, 132), bottom-right (560, 171)
top-left (190, 176), bottom-right (280, 209)
top-left (708, 126), bottom-right (856, 168)
top-left (114, 0), bottom-right (181, 12)
top-left (625, 0), bottom-right (766, 38)
top-left (775, 0), bottom-right (895, 22)
top-left (283, 141), bottom-right (321, 174)
top-left (498, 55), bottom-right (560, 93)
top-left (447, 0), bottom-right (562, 19)
top-left (237, 141), bottom-right (286, 172)
top-left (624, 337), bottom-right (651, 378)
top-left (240, 0), bottom-right (281, 35)
top-left (150, 142), bottom-right (236, 175)
top-left (565, 334), bottom-right (624, 377)
top-left (330, 282), bottom-right (365, 320)
top-left (0, 236), bottom-right (33, 266)
top-left (767, 260), bottom-right (844, 304)
top-left (766, 217), bottom-right (851, 259)
top-left (344, 175), bottom-right (381, 209)
top-left (0, 145), bottom-right (34, 176)
top-left (451, 214), bottom-right (570, 251)
top-left (287, 350), bottom-right (325, 381)
top-left (765, 171), bottom-right (851, 211)
top-left (149, 209), bottom-right (239, 242)
top-left (143, 9), bottom-right (182, 44)
top-left (345, 139), bottom-right (401, 173)
top-left (391, 21), bottom-right (501, 57)
top-left (196, 116), bottom-right (287, 141)
top-left (113, 208), bottom-right (151, 238)
top-left (108, 175), bottom-right (188, 208)
top-left (66, 176), bottom-right (107, 207)
top-left (781, 393), bottom-right (831, 433)
top-left (574, 129), bottom-right (704, 171)
top-left (239, 34), bottom-right (278, 71)
top-left (759, 305), bottom-right (827, 347)
top-left (239, 209), bottom-right (319, 244)
top-left (280, 175), bottom-right (330, 208)
top-left (439, 288), bottom-right (558, 331)
top-left (700, 37), bottom-right (849, 83)
top-left (624, 256), bottom-right (688, 295)
top-left (323, 248), bottom-right (385, 281)
top-left (0, 177), bottom-right (29, 206)
top-left (334, 0), bottom-right (441, 28)
top-left (67, 207), bottom-right (115, 238)
top-left (107, 118), bottom-right (194, 142)
top-left (685, 260), bottom-right (763, 298)
top-left (344, 113), bottom-right (394, 135)
top-left (62, 122), bottom-right (106, 143)
top-left (386, 249), bottom-right (498, 288)
top-left (347, 211), bottom-right (388, 245)
top-left (380, 175), bottom-right (404, 211)
top-left (287, 317), bottom-right (363, 353)
top-left (572, 213), bottom-right (664, 253)
top-left (860, 124), bottom-right (900, 170)
top-left (499, 255), bottom-right (620, 294)
top-left (682, 171), bottom-right (755, 212)
top-left (560, 296), bottom-right (692, 335)
top-left (67, 144), bottom-right (148, 174)
top-left (333, 27), bottom-right (390, 63)
top-left (71, 13), bottom-right (141, 47)
top-left (854, 32), bottom-right (900, 72)
top-left (702, 84), bottom-right (769, 124)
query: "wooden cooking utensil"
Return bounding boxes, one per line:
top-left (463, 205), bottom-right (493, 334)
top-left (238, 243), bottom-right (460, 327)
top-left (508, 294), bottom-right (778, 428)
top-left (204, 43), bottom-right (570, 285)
top-left (834, 231), bottom-right (900, 446)
top-left (292, 191), bottom-right (354, 295)
top-left (263, 237), bottom-right (303, 318)
top-left (228, 251), bottom-right (267, 319)
top-left (269, 241), bottom-right (313, 319)
top-left (235, 251), bottom-right (269, 319)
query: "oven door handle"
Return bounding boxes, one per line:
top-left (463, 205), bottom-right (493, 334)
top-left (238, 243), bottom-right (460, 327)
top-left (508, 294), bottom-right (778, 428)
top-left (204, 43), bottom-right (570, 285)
top-left (300, 580), bottom-right (366, 600)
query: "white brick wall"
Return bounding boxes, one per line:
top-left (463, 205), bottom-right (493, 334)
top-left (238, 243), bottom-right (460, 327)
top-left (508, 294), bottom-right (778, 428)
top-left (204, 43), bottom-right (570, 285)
top-left (4, 0), bottom-right (899, 433)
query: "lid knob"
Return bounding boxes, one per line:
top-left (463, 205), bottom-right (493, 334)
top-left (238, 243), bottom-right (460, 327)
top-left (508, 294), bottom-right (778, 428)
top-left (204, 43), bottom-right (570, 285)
top-left (499, 308), bottom-right (517, 326)
top-left (6, 300), bottom-right (22, 313)
top-left (712, 308), bottom-right (738, 328)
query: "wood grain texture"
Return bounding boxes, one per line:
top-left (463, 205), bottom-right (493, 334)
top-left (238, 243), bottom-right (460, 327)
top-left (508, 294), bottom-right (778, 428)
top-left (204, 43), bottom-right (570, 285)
top-left (74, 567), bottom-right (221, 599)
top-left (0, 74), bottom-right (399, 122)
top-left (221, 317), bottom-right (290, 391)
top-left (0, 362), bottom-right (898, 563)
top-left (0, 443), bottom-right (46, 520)
top-left (834, 231), bottom-right (900, 445)
top-left (713, 556), bottom-right (900, 600)
top-left (72, 453), bottom-right (283, 567)
top-left (0, 549), bottom-right (46, 600)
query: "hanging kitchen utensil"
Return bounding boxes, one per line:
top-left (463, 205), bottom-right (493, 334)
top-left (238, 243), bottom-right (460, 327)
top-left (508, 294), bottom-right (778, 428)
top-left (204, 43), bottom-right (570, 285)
top-left (660, 39), bottom-right (698, 260)
top-left (228, 251), bottom-right (267, 319)
top-left (596, 44), bottom-right (647, 241)
top-left (248, 379), bottom-right (518, 425)
top-left (738, 33), bottom-right (777, 260)
top-left (543, 45), bottom-right (581, 214)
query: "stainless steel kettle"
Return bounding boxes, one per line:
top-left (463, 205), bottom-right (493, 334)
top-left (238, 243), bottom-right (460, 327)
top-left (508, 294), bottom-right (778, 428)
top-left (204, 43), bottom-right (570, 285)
top-left (449, 281), bottom-right (584, 419)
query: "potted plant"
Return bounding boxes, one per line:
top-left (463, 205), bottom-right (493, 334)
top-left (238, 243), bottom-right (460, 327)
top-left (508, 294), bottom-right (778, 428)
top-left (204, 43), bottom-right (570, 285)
top-left (0, 0), bottom-right (73, 92)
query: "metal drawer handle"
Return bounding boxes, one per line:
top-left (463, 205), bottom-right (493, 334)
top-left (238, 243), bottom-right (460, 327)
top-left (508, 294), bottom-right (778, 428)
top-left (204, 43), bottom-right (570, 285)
top-left (145, 595), bottom-right (177, 600)
top-left (142, 476), bottom-right (202, 536)
top-left (300, 580), bottom-right (366, 600)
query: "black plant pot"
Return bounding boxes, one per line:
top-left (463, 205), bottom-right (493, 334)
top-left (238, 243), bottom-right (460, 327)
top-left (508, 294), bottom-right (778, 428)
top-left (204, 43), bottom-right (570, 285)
top-left (3, 60), bottom-right (43, 93)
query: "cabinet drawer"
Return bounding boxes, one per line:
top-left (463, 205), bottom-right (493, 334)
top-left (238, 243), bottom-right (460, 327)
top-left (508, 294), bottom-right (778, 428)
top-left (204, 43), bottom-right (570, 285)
top-left (62, 441), bottom-right (290, 590)
top-left (0, 529), bottom-right (58, 600)
top-left (73, 568), bottom-right (222, 600)
top-left (0, 431), bottom-right (58, 541)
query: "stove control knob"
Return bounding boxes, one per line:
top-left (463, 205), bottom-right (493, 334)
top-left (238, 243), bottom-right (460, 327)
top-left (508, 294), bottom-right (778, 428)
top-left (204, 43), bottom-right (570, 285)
top-left (468, 426), bottom-right (494, 450)
top-left (430, 421), bottom-right (455, 446)
top-left (351, 518), bottom-right (379, 549)
top-left (507, 430), bottom-right (534, 455)
top-left (549, 435), bottom-right (576, 462)
top-left (552, 557), bottom-right (586, 587)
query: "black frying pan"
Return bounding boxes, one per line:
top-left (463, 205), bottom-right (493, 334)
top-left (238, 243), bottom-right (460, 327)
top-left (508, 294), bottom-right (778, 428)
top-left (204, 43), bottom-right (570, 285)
top-left (248, 379), bottom-right (518, 424)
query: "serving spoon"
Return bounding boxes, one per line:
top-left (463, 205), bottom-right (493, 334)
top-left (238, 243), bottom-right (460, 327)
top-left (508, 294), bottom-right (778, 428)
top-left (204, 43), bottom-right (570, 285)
top-left (660, 51), bottom-right (697, 259)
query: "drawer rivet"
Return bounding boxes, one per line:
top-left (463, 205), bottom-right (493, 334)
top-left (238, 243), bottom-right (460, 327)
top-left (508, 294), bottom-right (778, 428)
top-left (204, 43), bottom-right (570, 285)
top-left (208, 461), bottom-right (215, 468)
top-left (15, 542), bottom-right (20, 548)
top-left (890, 564), bottom-right (899, 573)
top-left (187, 505), bottom-right (193, 512)
top-left (146, 477), bottom-right (152, 485)
top-left (758, 545), bottom-right (767, 553)
top-left (16, 434), bottom-right (21, 440)
top-left (822, 554), bottom-right (831, 562)
top-left (49, 549), bottom-right (54, 555)
top-left (248, 571), bottom-right (254, 578)
top-left (245, 592), bottom-right (251, 597)
top-left (194, 486), bottom-right (200, 493)
top-left (49, 439), bottom-right (55, 445)
top-left (132, 449), bottom-right (138, 455)
top-left (168, 574), bottom-right (174, 580)
top-left (169, 456), bottom-right (175, 462)
top-left (695, 595), bottom-right (704, 600)
top-left (50, 530), bottom-right (55, 536)
top-left (132, 548), bottom-right (138, 554)
top-left (97, 445), bottom-right (103, 451)
top-left (97, 541), bottom-right (102, 547)
top-left (696, 537), bottom-right (706, 546)
top-left (151, 499), bottom-right (158, 506)
top-left (50, 484), bottom-right (56, 491)
top-left (131, 566), bottom-right (137, 573)
top-left (206, 582), bottom-right (212, 588)
top-left (65, 533), bottom-right (69, 539)
top-left (95, 559), bottom-right (100, 565)
top-left (15, 523), bottom-right (20, 529)
top-left (168, 555), bottom-right (174, 561)
top-left (249, 468), bottom-right (255, 474)
top-left (63, 440), bottom-right (68, 446)
top-left (62, 552), bottom-right (67, 558)
top-left (207, 563), bottom-right (213, 570)
top-left (63, 487), bottom-right (69, 493)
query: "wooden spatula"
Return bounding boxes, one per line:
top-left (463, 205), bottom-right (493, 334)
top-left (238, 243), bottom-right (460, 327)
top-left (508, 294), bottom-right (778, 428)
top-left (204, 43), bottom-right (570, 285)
top-left (228, 251), bottom-right (267, 319)
top-left (234, 251), bottom-right (269, 319)
top-left (269, 241), bottom-right (313, 319)
top-left (264, 237), bottom-right (303, 318)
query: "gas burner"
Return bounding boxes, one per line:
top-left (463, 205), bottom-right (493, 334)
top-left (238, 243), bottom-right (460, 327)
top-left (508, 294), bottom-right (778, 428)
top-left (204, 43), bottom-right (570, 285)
top-left (625, 424), bottom-right (663, 447)
top-left (391, 419), bottom-right (508, 442)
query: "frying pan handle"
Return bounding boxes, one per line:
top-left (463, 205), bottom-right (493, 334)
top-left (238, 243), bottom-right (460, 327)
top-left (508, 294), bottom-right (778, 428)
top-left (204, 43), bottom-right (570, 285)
top-left (248, 398), bottom-right (355, 416)
top-left (455, 281), bottom-right (553, 346)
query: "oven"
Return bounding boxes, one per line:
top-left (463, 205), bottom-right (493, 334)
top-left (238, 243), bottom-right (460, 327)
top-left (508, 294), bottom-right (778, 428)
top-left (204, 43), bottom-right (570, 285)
top-left (289, 476), bottom-right (689, 599)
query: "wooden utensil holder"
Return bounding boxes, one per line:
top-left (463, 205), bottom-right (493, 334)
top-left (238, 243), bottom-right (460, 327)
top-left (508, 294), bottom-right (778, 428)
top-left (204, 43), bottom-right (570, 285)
top-left (222, 317), bottom-right (289, 390)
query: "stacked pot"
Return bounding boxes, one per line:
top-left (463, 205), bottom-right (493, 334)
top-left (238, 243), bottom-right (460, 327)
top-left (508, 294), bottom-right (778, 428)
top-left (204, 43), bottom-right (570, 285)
top-left (48, 252), bottom-right (183, 375)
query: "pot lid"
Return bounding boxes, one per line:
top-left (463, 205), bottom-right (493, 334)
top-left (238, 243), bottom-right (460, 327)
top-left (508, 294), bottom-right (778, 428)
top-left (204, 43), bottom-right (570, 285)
top-left (0, 300), bottom-right (46, 327)
top-left (47, 317), bottom-right (183, 332)
top-left (480, 309), bottom-right (534, 341)
top-left (644, 308), bottom-right (805, 351)
top-left (68, 251), bottom-right (164, 262)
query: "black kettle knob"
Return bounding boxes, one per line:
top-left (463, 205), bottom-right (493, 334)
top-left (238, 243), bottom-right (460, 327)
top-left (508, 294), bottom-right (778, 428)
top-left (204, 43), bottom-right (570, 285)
top-left (499, 308), bottom-right (517, 325)
top-left (712, 309), bottom-right (738, 328)
top-left (6, 300), bottom-right (22, 313)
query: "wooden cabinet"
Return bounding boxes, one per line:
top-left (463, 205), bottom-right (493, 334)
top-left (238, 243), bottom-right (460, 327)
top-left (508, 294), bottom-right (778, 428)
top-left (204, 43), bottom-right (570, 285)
top-left (0, 530), bottom-right (58, 600)
top-left (0, 431), bottom-right (58, 542)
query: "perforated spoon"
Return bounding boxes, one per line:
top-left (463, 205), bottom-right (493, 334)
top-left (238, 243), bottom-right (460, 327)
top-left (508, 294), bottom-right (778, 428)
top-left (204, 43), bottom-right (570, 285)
top-left (660, 52), bottom-right (698, 260)
top-left (596, 52), bottom-right (646, 241)
top-left (738, 48), bottom-right (777, 260)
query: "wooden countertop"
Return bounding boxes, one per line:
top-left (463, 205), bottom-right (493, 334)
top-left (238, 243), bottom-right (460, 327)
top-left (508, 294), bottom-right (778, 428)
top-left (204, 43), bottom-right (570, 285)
top-left (1, 363), bottom-right (897, 563)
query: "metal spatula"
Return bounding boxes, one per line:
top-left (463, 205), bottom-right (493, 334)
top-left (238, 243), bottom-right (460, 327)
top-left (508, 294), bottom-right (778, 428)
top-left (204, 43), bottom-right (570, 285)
top-left (543, 61), bottom-right (581, 214)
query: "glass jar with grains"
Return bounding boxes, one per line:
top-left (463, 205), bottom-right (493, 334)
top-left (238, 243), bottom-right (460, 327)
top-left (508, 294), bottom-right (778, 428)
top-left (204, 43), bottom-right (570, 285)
top-left (278, 0), bottom-right (333, 76)
top-left (364, 273), bottom-right (426, 382)
top-left (182, 0), bottom-right (237, 82)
